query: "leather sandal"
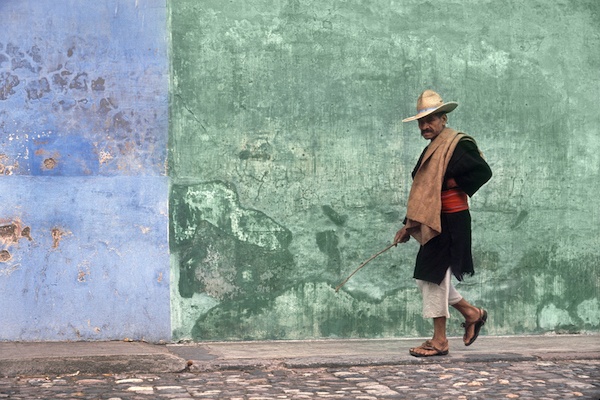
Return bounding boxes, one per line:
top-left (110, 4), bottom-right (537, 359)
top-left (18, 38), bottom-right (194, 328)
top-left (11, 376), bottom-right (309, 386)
top-left (462, 308), bottom-right (488, 346)
top-left (409, 340), bottom-right (449, 357)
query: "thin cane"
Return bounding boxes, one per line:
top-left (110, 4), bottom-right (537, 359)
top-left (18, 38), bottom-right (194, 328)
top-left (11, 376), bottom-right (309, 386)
top-left (335, 243), bottom-right (396, 292)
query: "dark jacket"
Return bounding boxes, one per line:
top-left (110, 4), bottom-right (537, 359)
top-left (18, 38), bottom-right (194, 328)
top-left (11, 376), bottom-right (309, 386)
top-left (412, 138), bottom-right (492, 284)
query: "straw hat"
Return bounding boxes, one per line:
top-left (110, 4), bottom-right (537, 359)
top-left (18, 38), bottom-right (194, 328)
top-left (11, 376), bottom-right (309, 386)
top-left (402, 90), bottom-right (458, 122)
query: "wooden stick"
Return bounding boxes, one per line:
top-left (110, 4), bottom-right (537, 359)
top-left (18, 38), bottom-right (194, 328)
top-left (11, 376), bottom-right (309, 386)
top-left (335, 243), bottom-right (397, 292)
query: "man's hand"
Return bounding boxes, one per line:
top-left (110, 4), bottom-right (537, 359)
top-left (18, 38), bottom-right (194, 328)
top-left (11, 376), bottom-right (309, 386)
top-left (394, 226), bottom-right (410, 245)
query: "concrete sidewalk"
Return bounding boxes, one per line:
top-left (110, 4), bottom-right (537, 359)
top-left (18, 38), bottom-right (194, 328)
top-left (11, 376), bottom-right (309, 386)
top-left (1, 335), bottom-right (598, 376)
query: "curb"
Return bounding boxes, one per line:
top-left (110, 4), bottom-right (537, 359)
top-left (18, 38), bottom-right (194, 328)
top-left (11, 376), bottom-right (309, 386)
top-left (0, 354), bottom-right (187, 376)
top-left (0, 342), bottom-right (187, 377)
top-left (1, 336), bottom-right (598, 377)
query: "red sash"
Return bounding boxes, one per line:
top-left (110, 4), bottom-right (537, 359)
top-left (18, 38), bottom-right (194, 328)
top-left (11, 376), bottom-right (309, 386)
top-left (441, 188), bottom-right (468, 213)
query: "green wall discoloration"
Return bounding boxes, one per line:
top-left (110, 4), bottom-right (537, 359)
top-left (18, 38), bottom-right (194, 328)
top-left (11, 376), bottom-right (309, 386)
top-left (192, 282), bottom-right (426, 340)
top-left (169, 0), bottom-right (600, 340)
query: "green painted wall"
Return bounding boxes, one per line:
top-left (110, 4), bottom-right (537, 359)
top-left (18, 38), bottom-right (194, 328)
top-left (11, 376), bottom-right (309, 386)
top-left (169, 0), bottom-right (600, 341)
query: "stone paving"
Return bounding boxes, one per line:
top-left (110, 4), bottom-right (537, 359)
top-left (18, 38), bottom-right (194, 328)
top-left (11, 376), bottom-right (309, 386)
top-left (1, 359), bottom-right (599, 399)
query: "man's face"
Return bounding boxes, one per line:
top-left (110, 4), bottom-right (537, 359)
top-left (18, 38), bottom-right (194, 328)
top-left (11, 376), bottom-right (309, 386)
top-left (418, 113), bottom-right (447, 140)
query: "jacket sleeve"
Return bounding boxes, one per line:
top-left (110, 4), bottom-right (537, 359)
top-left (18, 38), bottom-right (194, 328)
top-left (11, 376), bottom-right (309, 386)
top-left (445, 139), bottom-right (492, 197)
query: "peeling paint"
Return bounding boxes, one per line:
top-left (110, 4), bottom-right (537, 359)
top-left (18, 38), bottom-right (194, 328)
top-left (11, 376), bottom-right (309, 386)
top-left (77, 264), bottom-right (90, 282)
top-left (43, 157), bottom-right (57, 170)
top-left (21, 226), bottom-right (32, 241)
top-left (0, 250), bottom-right (11, 263)
top-left (0, 34), bottom-right (167, 176)
top-left (0, 154), bottom-right (18, 175)
top-left (0, 219), bottom-right (31, 269)
top-left (99, 150), bottom-right (114, 164)
top-left (51, 227), bottom-right (68, 248)
top-left (0, 220), bottom-right (32, 245)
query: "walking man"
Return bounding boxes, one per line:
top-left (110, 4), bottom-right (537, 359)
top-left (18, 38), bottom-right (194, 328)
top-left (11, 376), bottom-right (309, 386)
top-left (394, 90), bottom-right (492, 357)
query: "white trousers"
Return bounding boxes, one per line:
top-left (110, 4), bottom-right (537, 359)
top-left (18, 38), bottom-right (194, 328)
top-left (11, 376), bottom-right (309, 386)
top-left (416, 268), bottom-right (463, 319)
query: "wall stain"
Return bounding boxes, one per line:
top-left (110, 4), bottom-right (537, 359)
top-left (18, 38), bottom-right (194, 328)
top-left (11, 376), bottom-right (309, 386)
top-left (511, 209), bottom-right (529, 228)
top-left (171, 181), bottom-right (295, 337)
top-left (0, 220), bottom-right (32, 245)
top-left (238, 139), bottom-right (272, 161)
top-left (191, 281), bottom-right (423, 340)
top-left (172, 181), bottom-right (293, 298)
top-left (21, 226), bottom-right (32, 241)
top-left (0, 250), bottom-right (11, 263)
top-left (489, 248), bottom-right (600, 334)
top-left (321, 205), bottom-right (347, 226)
top-left (0, 220), bottom-right (32, 264)
top-left (0, 154), bottom-right (18, 175)
top-left (51, 227), bottom-right (67, 248)
top-left (316, 230), bottom-right (341, 275)
top-left (43, 157), bottom-right (57, 170)
top-left (0, 72), bottom-right (20, 100)
top-left (1, 39), bottom-right (166, 175)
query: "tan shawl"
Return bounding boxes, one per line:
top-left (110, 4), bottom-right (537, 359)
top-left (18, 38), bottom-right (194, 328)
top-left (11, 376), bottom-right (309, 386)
top-left (405, 127), bottom-right (472, 245)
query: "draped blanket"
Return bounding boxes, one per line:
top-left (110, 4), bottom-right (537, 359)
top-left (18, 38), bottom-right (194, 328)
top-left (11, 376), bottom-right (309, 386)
top-left (405, 128), bottom-right (473, 245)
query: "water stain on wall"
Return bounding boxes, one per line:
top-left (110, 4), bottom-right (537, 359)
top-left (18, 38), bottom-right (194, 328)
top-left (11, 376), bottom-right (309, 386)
top-left (486, 247), bottom-right (600, 334)
top-left (171, 181), bottom-right (296, 338)
top-left (191, 281), bottom-right (424, 340)
top-left (171, 181), bottom-right (428, 340)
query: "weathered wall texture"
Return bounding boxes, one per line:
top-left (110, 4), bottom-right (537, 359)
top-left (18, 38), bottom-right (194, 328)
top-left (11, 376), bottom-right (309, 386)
top-left (170, 0), bottom-right (600, 340)
top-left (0, 1), bottom-right (170, 341)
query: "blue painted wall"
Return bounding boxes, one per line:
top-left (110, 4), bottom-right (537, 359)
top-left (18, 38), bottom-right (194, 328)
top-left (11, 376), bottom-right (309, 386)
top-left (0, 1), bottom-right (170, 341)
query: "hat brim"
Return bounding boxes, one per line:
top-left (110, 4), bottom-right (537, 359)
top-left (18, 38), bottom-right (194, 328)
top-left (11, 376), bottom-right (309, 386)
top-left (402, 102), bottom-right (458, 122)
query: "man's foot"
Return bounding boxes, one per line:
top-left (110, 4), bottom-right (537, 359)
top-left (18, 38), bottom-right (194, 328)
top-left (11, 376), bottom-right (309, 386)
top-left (409, 340), bottom-right (449, 357)
top-left (462, 308), bottom-right (487, 346)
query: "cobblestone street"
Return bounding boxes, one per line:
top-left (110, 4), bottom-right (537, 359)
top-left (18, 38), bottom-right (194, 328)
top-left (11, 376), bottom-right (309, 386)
top-left (1, 359), bottom-right (598, 399)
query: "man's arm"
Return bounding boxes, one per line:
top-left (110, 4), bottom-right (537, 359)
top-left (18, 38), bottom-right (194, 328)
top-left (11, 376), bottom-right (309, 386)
top-left (446, 140), bottom-right (492, 196)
